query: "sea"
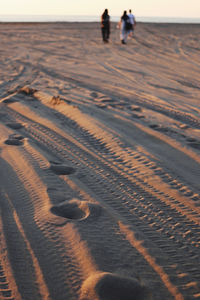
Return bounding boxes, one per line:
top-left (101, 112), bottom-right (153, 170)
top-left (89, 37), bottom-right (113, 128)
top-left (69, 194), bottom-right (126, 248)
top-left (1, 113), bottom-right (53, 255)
top-left (0, 15), bottom-right (200, 23)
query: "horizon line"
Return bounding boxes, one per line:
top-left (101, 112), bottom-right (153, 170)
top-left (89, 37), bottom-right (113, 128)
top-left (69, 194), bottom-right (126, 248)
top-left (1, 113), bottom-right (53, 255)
top-left (0, 14), bottom-right (200, 19)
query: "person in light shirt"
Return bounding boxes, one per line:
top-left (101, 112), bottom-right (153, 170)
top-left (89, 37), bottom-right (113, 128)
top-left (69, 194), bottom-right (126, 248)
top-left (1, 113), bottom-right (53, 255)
top-left (128, 9), bottom-right (136, 37)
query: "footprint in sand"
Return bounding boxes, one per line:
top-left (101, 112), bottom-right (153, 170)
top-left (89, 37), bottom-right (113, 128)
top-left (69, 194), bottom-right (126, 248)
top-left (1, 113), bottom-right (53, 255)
top-left (3, 98), bottom-right (18, 104)
top-left (50, 163), bottom-right (75, 175)
top-left (149, 124), bottom-right (172, 133)
top-left (186, 137), bottom-right (196, 143)
top-left (131, 105), bottom-right (142, 112)
top-left (186, 138), bottom-right (200, 150)
top-left (149, 124), bottom-right (159, 129)
top-left (4, 134), bottom-right (24, 146)
top-left (90, 92), bottom-right (98, 98)
top-left (80, 272), bottom-right (151, 300)
top-left (187, 140), bottom-right (200, 150)
top-left (6, 122), bottom-right (24, 130)
top-left (50, 199), bottom-right (101, 221)
top-left (131, 113), bottom-right (145, 119)
top-left (4, 139), bottom-right (24, 146)
top-left (179, 124), bottom-right (189, 130)
top-left (95, 104), bottom-right (107, 109)
top-left (101, 98), bottom-right (115, 104)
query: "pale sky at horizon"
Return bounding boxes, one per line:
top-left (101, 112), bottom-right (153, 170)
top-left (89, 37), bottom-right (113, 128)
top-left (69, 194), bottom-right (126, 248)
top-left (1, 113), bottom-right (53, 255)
top-left (1, 0), bottom-right (200, 18)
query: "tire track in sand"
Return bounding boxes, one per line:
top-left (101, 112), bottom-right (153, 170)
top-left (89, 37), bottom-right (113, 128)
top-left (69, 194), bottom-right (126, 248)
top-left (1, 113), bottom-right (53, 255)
top-left (0, 144), bottom-right (84, 300)
top-left (0, 190), bottom-right (50, 300)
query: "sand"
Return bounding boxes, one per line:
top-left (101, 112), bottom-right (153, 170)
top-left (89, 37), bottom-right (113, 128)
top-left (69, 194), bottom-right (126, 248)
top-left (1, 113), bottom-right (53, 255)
top-left (0, 21), bottom-right (199, 300)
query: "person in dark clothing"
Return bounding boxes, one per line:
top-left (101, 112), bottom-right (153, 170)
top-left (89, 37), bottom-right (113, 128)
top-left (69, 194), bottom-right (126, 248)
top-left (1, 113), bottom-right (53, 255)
top-left (119, 11), bottom-right (130, 44)
top-left (101, 9), bottom-right (110, 43)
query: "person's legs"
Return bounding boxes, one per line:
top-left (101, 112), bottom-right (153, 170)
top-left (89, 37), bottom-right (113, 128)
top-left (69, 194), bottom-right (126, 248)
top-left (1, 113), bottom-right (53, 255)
top-left (105, 27), bottom-right (110, 41)
top-left (130, 27), bottom-right (135, 38)
top-left (120, 28), bottom-right (125, 43)
top-left (128, 29), bottom-right (133, 38)
top-left (101, 28), bottom-right (106, 42)
top-left (123, 30), bottom-right (129, 44)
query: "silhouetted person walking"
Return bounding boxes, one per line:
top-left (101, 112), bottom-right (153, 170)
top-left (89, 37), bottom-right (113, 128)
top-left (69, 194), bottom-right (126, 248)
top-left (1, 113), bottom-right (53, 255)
top-left (101, 9), bottom-right (110, 43)
top-left (119, 11), bottom-right (130, 44)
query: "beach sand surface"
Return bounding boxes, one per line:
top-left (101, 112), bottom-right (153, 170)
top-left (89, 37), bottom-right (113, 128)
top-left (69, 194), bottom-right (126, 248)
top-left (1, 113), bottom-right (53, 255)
top-left (0, 22), bottom-right (200, 300)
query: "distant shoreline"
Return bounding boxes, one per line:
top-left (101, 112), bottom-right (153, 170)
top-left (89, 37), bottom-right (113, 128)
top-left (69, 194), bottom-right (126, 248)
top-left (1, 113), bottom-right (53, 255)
top-left (0, 21), bottom-right (200, 26)
top-left (0, 15), bottom-right (200, 24)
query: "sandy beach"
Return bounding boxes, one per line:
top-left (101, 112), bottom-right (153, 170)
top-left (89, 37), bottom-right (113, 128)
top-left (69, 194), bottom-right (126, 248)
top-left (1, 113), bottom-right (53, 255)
top-left (0, 21), bottom-right (200, 299)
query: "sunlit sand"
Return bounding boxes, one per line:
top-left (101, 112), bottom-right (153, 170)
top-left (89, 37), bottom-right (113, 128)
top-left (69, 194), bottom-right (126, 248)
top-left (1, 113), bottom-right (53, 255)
top-left (0, 21), bottom-right (199, 299)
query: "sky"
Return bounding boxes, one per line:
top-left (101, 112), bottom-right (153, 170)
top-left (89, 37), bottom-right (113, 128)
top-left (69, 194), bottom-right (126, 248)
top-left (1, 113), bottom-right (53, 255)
top-left (1, 0), bottom-right (200, 18)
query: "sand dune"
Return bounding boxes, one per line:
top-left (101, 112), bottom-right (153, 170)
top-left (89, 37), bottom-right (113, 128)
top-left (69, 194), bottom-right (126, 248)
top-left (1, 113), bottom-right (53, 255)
top-left (0, 22), bottom-right (199, 299)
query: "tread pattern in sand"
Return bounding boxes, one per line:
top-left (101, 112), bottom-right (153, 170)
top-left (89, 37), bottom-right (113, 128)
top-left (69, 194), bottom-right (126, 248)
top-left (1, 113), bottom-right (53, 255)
top-left (0, 262), bottom-right (14, 299)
